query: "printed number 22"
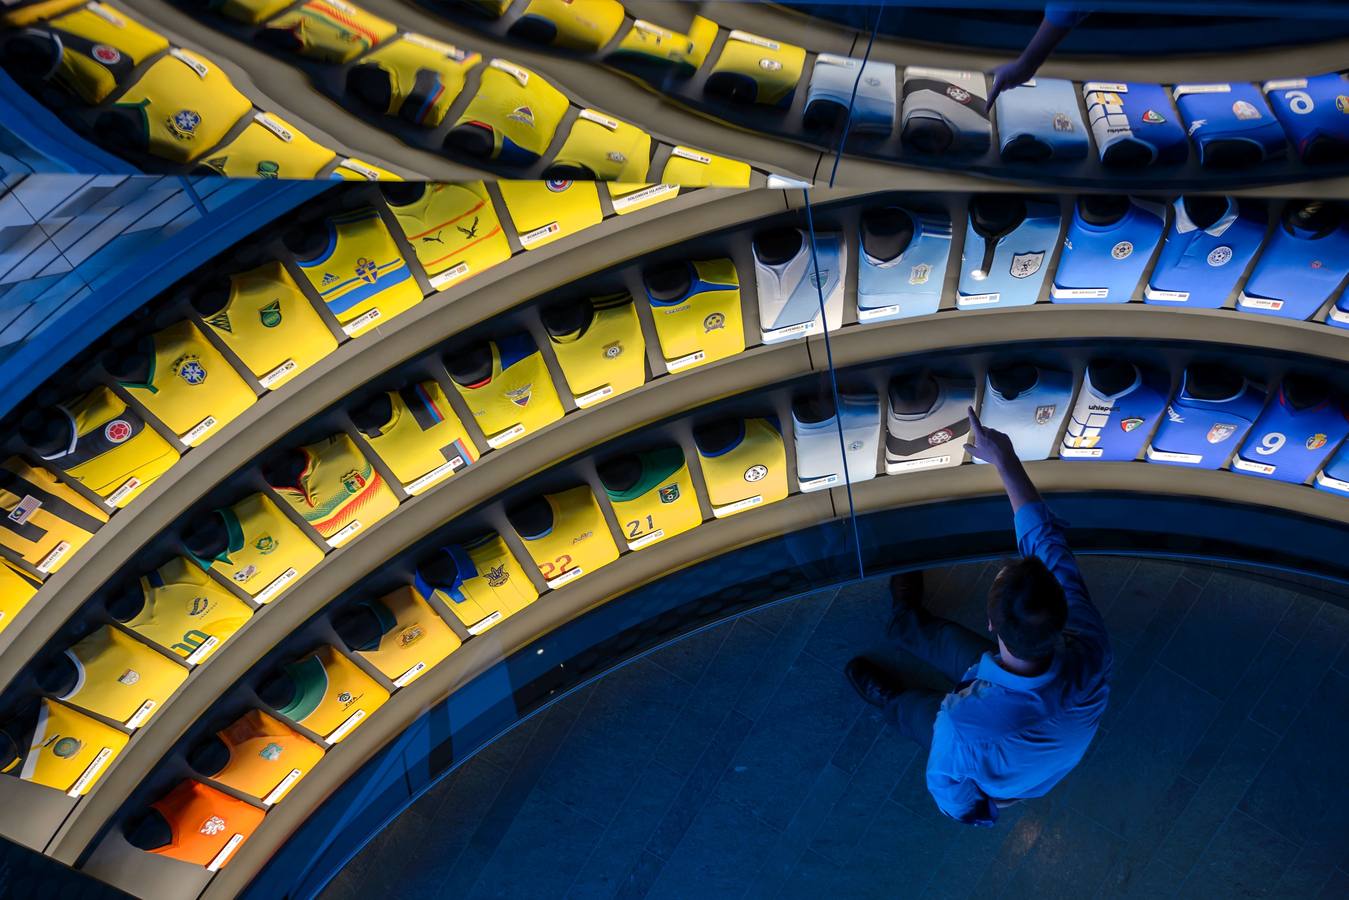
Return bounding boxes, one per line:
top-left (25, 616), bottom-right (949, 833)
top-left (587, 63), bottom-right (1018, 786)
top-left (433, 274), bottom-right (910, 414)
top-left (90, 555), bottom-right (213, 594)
top-left (626, 516), bottom-right (655, 538)
top-left (539, 554), bottom-right (574, 579)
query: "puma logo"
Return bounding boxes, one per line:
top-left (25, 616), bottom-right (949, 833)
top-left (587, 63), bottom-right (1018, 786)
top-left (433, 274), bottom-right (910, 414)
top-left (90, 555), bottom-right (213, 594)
top-left (422, 231), bottom-right (445, 244)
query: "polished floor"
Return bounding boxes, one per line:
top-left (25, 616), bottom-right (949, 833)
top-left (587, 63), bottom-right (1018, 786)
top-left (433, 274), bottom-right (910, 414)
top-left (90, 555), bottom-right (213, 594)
top-left (323, 556), bottom-right (1349, 899)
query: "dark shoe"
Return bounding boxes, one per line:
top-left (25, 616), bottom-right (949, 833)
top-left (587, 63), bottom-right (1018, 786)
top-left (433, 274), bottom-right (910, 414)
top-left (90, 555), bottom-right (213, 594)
top-left (846, 657), bottom-right (904, 709)
top-left (889, 570), bottom-right (925, 618)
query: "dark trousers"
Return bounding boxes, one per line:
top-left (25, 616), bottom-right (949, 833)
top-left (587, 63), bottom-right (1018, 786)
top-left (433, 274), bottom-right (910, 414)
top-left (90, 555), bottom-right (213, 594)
top-left (886, 603), bottom-right (995, 750)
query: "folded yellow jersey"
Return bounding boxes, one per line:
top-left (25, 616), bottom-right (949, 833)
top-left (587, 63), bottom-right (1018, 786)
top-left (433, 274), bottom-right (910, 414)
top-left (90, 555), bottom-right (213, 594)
top-left (272, 645), bottom-right (388, 742)
top-left (332, 157), bottom-right (403, 180)
top-left (345, 587), bottom-right (461, 686)
top-left (696, 417), bottom-right (788, 517)
top-left (14, 699), bottom-right (128, 795)
top-left (127, 556), bottom-right (253, 663)
top-left (116, 320), bottom-right (255, 446)
top-left (104, 49), bottom-right (252, 163)
top-left (22, 1), bottom-right (168, 104)
top-left (603, 446), bottom-right (702, 550)
top-left (199, 260), bottom-right (338, 390)
top-left (514, 485), bottom-right (618, 588)
top-left (268, 434), bottom-right (399, 543)
top-left (209, 710), bottom-right (324, 804)
top-left (447, 334), bottom-right (564, 447)
top-left (644, 258), bottom-right (744, 372)
top-left (211, 0), bottom-right (293, 25)
top-left (358, 381), bottom-right (478, 490)
top-left (661, 146), bottom-right (751, 187)
top-left (497, 179), bottom-right (602, 250)
top-left (447, 59), bottom-right (569, 166)
top-left (608, 15), bottom-right (716, 78)
top-left (293, 207), bottom-right (422, 337)
top-left (0, 560), bottom-right (40, 636)
top-left (706, 30), bottom-right (806, 107)
top-left (347, 34), bottom-right (480, 128)
top-left (413, 532), bottom-right (538, 634)
top-left (198, 112), bottom-right (336, 179)
top-left (59, 625), bottom-right (188, 728)
top-left (189, 493), bottom-right (322, 603)
top-left (549, 109), bottom-right (651, 182)
top-left (0, 456), bottom-right (107, 575)
top-left (543, 293), bottom-right (646, 407)
top-left (39, 386), bottom-right (179, 508)
top-left (259, 0), bottom-right (396, 63)
top-left (512, 0), bottom-right (624, 53)
top-left (385, 182), bottom-right (509, 290)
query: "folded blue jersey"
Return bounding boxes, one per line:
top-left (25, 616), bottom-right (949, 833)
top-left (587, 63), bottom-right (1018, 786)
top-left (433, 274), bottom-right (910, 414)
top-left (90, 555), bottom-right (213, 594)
top-left (804, 54), bottom-right (896, 135)
top-left (856, 208), bottom-right (951, 322)
top-left (1315, 441), bottom-right (1349, 496)
top-left (1083, 81), bottom-right (1187, 167)
top-left (978, 367), bottom-right (1072, 462)
top-left (1060, 363), bottom-right (1169, 462)
top-left (1263, 73), bottom-right (1349, 165)
top-left (901, 67), bottom-right (991, 155)
top-left (995, 77), bottom-right (1088, 161)
top-left (1232, 384), bottom-right (1349, 484)
top-left (1051, 198), bottom-right (1164, 303)
top-left (957, 198), bottom-right (1060, 309)
top-left (1173, 83), bottom-right (1286, 168)
top-left (1147, 370), bottom-right (1265, 469)
top-left (1145, 197), bottom-right (1266, 308)
top-left (1238, 204), bottom-right (1349, 321)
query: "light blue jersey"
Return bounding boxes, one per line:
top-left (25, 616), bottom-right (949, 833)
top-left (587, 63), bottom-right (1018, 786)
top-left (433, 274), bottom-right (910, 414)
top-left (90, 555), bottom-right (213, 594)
top-left (805, 54), bottom-right (896, 135)
top-left (1051, 198), bottom-right (1165, 303)
top-left (995, 77), bottom-right (1089, 161)
top-left (857, 208), bottom-right (951, 322)
top-left (1145, 197), bottom-right (1266, 308)
top-left (754, 229), bottom-right (846, 343)
top-left (792, 392), bottom-right (881, 492)
top-left (957, 200), bottom-right (1060, 309)
top-left (978, 367), bottom-right (1073, 462)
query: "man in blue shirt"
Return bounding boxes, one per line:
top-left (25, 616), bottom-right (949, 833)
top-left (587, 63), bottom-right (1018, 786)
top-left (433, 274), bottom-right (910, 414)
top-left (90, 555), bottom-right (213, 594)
top-left (847, 406), bottom-right (1111, 825)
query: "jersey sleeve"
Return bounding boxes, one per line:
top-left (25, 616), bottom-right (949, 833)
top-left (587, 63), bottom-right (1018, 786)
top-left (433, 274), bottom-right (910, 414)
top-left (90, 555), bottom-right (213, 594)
top-left (1014, 501), bottom-right (1110, 662)
top-left (926, 711), bottom-right (998, 826)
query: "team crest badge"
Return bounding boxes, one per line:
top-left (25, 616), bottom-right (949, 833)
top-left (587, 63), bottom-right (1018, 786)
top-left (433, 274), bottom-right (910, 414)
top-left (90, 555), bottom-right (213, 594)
top-left (259, 300), bottom-right (282, 328)
top-left (1207, 246), bottom-right (1233, 267)
top-left (658, 483), bottom-right (679, 503)
top-left (1337, 95), bottom-right (1349, 114)
top-left (1141, 109), bottom-right (1166, 124)
top-left (1307, 433), bottom-right (1328, 450)
top-left (703, 312), bottom-right (725, 332)
top-left (337, 691), bottom-right (353, 704)
top-left (233, 564), bottom-right (258, 583)
top-left (188, 596), bottom-right (211, 617)
top-left (759, 58), bottom-right (782, 72)
top-left (946, 85), bottom-right (971, 104)
top-left (52, 737), bottom-right (82, 759)
top-left (398, 625), bottom-right (424, 647)
top-left (603, 341), bottom-right (623, 359)
top-left (1120, 417), bottom-right (1144, 432)
top-left (928, 428), bottom-right (954, 445)
top-left (256, 161), bottom-right (280, 179)
top-left (1232, 100), bottom-right (1262, 120)
top-left (206, 310), bottom-right (232, 333)
top-left (546, 179), bottom-right (571, 192)
top-left (1010, 251), bottom-right (1044, 278)
top-left (849, 440), bottom-right (864, 450)
top-left (341, 469), bottom-right (368, 494)
top-left (255, 535), bottom-right (277, 554)
top-left (259, 743), bottom-right (283, 761)
top-left (354, 257), bottom-right (378, 284)
top-left (507, 106), bottom-right (535, 126)
top-left (92, 44), bottom-right (122, 64)
top-left (105, 419), bottom-right (133, 443)
top-left (168, 109), bottom-right (201, 141)
top-left (1035, 405), bottom-right (1056, 425)
top-left (865, 76), bottom-right (881, 87)
top-left (199, 816), bottom-right (227, 836)
top-left (1311, 259), bottom-right (1323, 269)
top-left (909, 263), bottom-right (931, 285)
top-left (744, 464), bottom-right (768, 482)
top-left (1207, 423), bottom-right (1237, 444)
top-left (1052, 113), bottom-right (1074, 132)
top-left (172, 354), bottom-right (207, 385)
top-left (1111, 241), bottom-right (1134, 260)
top-left (506, 384), bottom-right (532, 407)
top-left (486, 563), bottom-right (508, 587)
top-left (117, 669), bottom-right (140, 686)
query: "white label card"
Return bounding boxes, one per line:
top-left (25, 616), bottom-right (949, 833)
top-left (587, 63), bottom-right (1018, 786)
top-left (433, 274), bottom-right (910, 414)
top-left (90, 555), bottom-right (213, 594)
top-left (36, 541), bottom-right (70, 574)
top-left (327, 520), bottom-right (362, 548)
top-left (338, 160), bottom-right (380, 181)
top-left (519, 221), bottom-right (560, 247)
top-left (262, 768), bottom-right (304, 807)
top-left (1232, 457), bottom-right (1276, 475)
top-left (958, 293), bottom-right (1000, 307)
top-left (611, 184), bottom-right (677, 212)
top-left (1327, 306), bottom-right (1349, 324)
top-left (254, 113), bottom-right (293, 142)
top-left (1052, 287), bottom-right (1110, 300)
top-left (467, 610), bottom-right (503, 635)
top-left (89, 3), bottom-right (123, 25)
top-left (259, 358), bottom-right (298, 389)
top-left (185, 635), bottom-right (220, 666)
top-left (404, 457), bottom-right (464, 495)
top-left (1084, 81), bottom-right (1129, 93)
top-left (671, 147), bottom-right (712, 164)
top-left (1238, 293), bottom-right (1283, 311)
top-left (181, 416), bottom-right (219, 446)
top-left (207, 834), bottom-right (245, 872)
top-left (1264, 78), bottom-right (1307, 91)
top-left (574, 385), bottom-right (614, 407)
top-left (170, 49), bottom-right (209, 78)
top-left (105, 477), bottom-right (141, 507)
top-left (393, 661), bottom-right (427, 688)
top-left (887, 455), bottom-right (952, 473)
top-left (857, 304), bottom-right (901, 321)
top-left (665, 350), bottom-right (706, 372)
top-left (1144, 287), bottom-right (1190, 302)
top-left (1174, 83), bottom-right (1231, 98)
top-left (326, 709), bottom-right (367, 743)
top-left (1059, 447), bottom-right (1104, 459)
top-left (404, 33), bottom-right (456, 54)
top-left (1146, 447), bottom-right (1202, 464)
top-left (713, 495), bottom-right (763, 518)
top-left (66, 747), bottom-right (114, 797)
top-left (487, 423), bottom-right (526, 448)
top-left (126, 700), bottom-right (156, 729)
top-left (429, 262), bottom-right (470, 289)
top-left (255, 567), bottom-right (298, 604)
top-left (798, 473), bottom-right (838, 492)
top-left (490, 59), bottom-right (529, 85)
top-left (729, 30), bottom-right (780, 50)
top-left (546, 567), bottom-right (584, 589)
top-left (1316, 471), bottom-right (1349, 492)
top-left (579, 109), bottom-right (619, 130)
top-left (763, 319), bottom-right (819, 342)
top-left (627, 529), bottom-right (665, 551)
top-left (343, 308), bottom-right (382, 335)
top-left (816, 53), bottom-right (857, 67)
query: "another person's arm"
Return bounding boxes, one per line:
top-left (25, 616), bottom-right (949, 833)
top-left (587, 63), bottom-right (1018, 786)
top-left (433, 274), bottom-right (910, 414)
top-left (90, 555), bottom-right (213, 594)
top-left (986, 4), bottom-right (1091, 105)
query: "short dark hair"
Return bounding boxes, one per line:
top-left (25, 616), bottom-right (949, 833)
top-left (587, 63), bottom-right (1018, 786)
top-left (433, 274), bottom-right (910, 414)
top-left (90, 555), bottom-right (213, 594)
top-left (987, 557), bottom-right (1068, 659)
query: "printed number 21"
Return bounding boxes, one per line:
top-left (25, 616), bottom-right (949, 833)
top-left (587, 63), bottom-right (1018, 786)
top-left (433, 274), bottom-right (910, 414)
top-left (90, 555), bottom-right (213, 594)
top-left (626, 516), bottom-right (654, 538)
top-left (539, 554), bottom-right (574, 579)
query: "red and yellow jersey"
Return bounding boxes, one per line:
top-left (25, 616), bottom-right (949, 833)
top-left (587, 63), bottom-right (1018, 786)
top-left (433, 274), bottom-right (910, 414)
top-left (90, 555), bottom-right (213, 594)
top-left (451, 59), bottom-right (569, 165)
top-left (13, 698), bottom-right (128, 796)
top-left (197, 111), bottom-right (337, 179)
top-left (273, 645), bottom-right (389, 742)
top-left (211, 0), bottom-right (292, 25)
top-left (127, 556), bottom-right (252, 664)
top-left (603, 447), bottom-right (701, 550)
top-left (209, 709), bottom-right (324, 805)
top-left (660, 147), bottom-right (752, 187)
top-left (515, 485), bottom-right (618, 588)
top-left (360, 381), bottom-right (478, 491)
top-left (348, 33), bottom-right (480, 128)
top-left (448, 334), bottom-right (564, 448)
top-left (695, 417), bottom-right (788, 517)
top-left (30, 1), bottom-right (168, 104)
top-left (189, 492), bottom-right (322, 603)
top-left (497, 179), bottom-right (602, 250)
top-left (200, 260), bottom-right (338, 390)
top-left (59, 625), bottom-right (188, 728)
top-left (332, 157), bottom-right (403, 181)
top-left (349, 587), bottom-right (461, 685)
top-left (0, 560), bottom-right (40, 636)
top-left (551, 110), bottom-right (651, 182)
top-left (385, 182), bottom-right (509, 290)
top-left (545, 293), bottom-right (646, 408)
top-left (293, 207), bottom-right (422, 338)
top-left (108, 49), bottom-right (252, 163)
top-left (147, 780), bottom-right (265, 870)
top-left (0, 456), bottom-right (107, 575)
top-left (707, 30), bottom-right (806, 107)
top-left (39, 386), bottom-right (179, 508)
top-left (117, 320), bottom-right (255, 446)
top-left (414, 532), bottom-right (538, 634)
top-left (514, 0), bottom-right (624, 52)
top-left (645, 258), bottom-right (745, 372)
top-left (607, 182), bottom-right (679, 216)
top-left (268, 434), bottom-right (398, 544)
top-left (608, 15), bottom-right (716, 77)
top-left (260, 0), bottom-right (396, 63)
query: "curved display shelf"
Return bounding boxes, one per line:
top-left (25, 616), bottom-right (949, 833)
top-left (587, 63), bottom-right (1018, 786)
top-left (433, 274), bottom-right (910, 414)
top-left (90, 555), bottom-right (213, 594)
top-left (52, 307), bottom-right (1349, 881)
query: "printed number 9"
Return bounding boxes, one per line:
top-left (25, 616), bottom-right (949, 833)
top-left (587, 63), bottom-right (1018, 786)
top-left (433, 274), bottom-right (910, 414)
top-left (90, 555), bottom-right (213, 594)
top-left (1285, 91), bottom-right (1314, 115)
top-left (1254, 432), bottom-right (1285, 456)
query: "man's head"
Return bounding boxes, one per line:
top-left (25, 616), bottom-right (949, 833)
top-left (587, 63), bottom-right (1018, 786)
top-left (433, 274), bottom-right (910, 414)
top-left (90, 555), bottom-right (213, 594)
top-left (987, 557), bottom-right (1068, 660)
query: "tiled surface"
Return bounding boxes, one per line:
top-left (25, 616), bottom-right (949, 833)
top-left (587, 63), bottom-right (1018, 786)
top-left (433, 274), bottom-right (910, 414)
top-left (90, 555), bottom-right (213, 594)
top-left (323, 557), bottom-right (1349, 899)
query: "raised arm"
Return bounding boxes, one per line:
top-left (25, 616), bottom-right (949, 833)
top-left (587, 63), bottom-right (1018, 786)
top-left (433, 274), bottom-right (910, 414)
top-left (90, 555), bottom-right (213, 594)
top-left (964, 406), bottom-right (1040, 513)
top-left (986, 4), bottom-right (1091, 105)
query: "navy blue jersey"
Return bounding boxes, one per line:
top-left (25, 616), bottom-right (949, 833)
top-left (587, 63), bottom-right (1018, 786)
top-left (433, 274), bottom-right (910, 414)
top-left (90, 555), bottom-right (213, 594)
top-left (1238, 208), bottom-right (1349, 321)
top-left (1232, 386), bottom-right (1349, 484)
top-left (856, 209), bottom-right (952, 322)
top-left (1061, 364), bottom-right (1169, 461)
top-left (1146, 372), bottom-right (1265, 469)
top-left (1145, 197), bottom-right (1266, 308)
top-left (1173, 83), bottom-right (1287, 167)
top-left (1263, 73), bottom-right (1349, 164)
top-left (1084, 81), bottom-right (1188, 167)
top-left (994, 77), bottom-right (1089, 161)
top-left (1051, 199), bottom-right (1165, 303)
top-left (957, 200), bottom-right (1060, 309)
top-left (978, 368), bottom-right (1072, 462)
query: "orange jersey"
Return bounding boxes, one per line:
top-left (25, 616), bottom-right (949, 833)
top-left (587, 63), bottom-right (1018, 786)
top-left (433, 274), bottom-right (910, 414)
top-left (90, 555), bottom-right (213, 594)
top-left (210, 709), bottom-right (325, 805)
top-left (147, 779), bottom-right (265, 870)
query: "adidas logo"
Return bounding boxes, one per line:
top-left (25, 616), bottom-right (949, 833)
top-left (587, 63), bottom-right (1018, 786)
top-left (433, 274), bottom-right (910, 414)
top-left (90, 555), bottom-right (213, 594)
top-left (321, 273), bottom-right (339, 285)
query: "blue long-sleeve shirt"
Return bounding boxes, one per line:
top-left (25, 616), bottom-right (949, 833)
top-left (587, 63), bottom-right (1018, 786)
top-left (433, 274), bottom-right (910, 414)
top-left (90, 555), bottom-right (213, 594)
top-left (925, 501), bottom-right (1112, 825)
